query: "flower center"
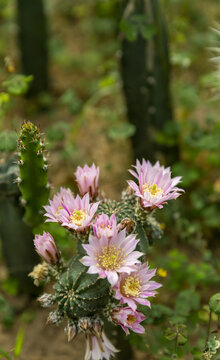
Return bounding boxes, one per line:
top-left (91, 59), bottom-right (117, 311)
top-left (126, 315), bottom-right (137, 325)
top-left (70, 210), bottom-right (87, 226)
top-left (100, 224), bottom-right (112, 230)
top-left (97, 246), bottom-right (125, 270)
top-left (121, 276), bottom-right (141, 297)
top-left (142, 183), bottom-right (164, 197)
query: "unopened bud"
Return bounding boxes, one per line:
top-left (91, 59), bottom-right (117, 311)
top-left (65, 321), bottom-right (78, 342)
top-left (78, 317), bottom-right (92, 332)
top-left (93, 319), bottom-right (103, 337)
top-left (37, 293), bottom-right (55, 308)
top-left (47, 310), bottom-right (63, 326)
top-left (34, 232), bottom-right (61, 265)
top-left (120, 218), bottom-right (135, 233)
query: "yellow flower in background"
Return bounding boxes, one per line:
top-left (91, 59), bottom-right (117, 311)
top-left (4, 56), bottom-right (15, 73)
top-left (214, 179), bottom-right (220, 193)
top-left (157, 268), bottom-right (167, 278)
top-left (160, 223), bottom-right (166, 230)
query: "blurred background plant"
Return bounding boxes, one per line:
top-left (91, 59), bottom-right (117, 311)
top-left (0, 0), bottom-right (220, 359)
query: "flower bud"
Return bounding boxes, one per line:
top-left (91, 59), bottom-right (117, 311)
top-left (47, 310), bottom-right (63, 326)
top-left (120, 218), bottom-right (135, 233)
top-left (37, 293), bottom-right (55, 308)
top-left (75, 164), bottom-right (99, 198)
top-left (64, 321), bottom-right (78, 342)
top-left (79, 317), bottom-right (93, 332)
top-left (34, 232), bottom-right (61, 265)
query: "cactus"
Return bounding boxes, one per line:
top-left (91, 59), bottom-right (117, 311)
top-left (97, 192), bottom-right (162, 254)
top-left (120, 0), bottom-right (178, 164)
top-left (0, 155), bottom-right (39, 294)
top-left (55, 257), bottom-right (110, 319)
top-left (17, 0), bottom-right (48, 96)
top-left (18, 121), bottom-right (49, 227)
top-left (30, 159), bottom-right (184, 360)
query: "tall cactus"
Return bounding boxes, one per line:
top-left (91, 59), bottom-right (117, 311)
top-left (0, 156), bottom-right (39, 294)
top-left (17, 121), bottom-right (49, 227)
top-left (17, 0), bottom-right (48, 96)
top-left (120, 0), bottom-right (179, 164)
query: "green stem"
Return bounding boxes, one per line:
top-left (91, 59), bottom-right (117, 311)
top-left (174, 334), bottom-right (178, 357)
top-left (206, 311), bottom-right (212, 344)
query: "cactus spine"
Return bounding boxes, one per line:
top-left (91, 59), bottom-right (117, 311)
top-left (18, 121), bottom-right (49, 227)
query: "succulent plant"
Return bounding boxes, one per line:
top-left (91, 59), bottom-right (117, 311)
top-left (29, 159), bottom-right (183, 359)
top-left (17, 121), bottom-right (49, 227)
top-left (54, 257), bottom-right (110, 319)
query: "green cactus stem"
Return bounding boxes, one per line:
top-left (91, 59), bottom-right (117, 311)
top-left (120, 0), bottom-right (179, 164)
top-left (54, 257), bottom-right (110, 320)
top-left (0, 155), bottom-right (39, 294)
top-left (18, 121), bottom-right (49, 227)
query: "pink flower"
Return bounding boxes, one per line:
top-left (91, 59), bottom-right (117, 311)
top-left (58, 193), bottom-right (99, 232)
top-left (84, 332), bottom-right (118, 360)
top-left (93, 213), bottom-right (119, 239)
top-left (128, 159), bottom-right (184, 209)
top-left (44, 187), bottom-right (74, 223)
top-left (113, 263), bottom-right (161, 310)
top-left (75, 163), bottom-right (100, 199)
top-left (111, 307), bottom-right (146, 335)
top-left (80, 229), bottom-right (143, 286)
top-left (34, 232), bottom-right (60, 265)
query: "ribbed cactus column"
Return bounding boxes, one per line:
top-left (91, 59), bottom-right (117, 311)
top-left (17, 0), bottom-right (48, 96)
top-left (18, 121), bottom-right (49, 227)
top-left (0, 156), bottom-right (39, 294)
top-left (120, 0), bottom-right (179, 164)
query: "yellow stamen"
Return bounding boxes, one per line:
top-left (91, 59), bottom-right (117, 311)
top-left (142, 183), bottom-right (164, 197)
top-left (97, 246), bottom-right (125, 270)
top-left (121, 275), bottom-right (141, 297)
top-left (71, 209), bottom-right (87, 226)
top-left (127, 315), bottom-right (137, 325)
top-left (100, 224), bottom-right (112, 230)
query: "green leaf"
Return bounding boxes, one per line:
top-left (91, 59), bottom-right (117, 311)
top-left (0, 295), bottom-right (14, 327)
top-left (3, 75), bottom-right (33, 96)
top-left (1, 277), bottom-right (19, 296)
top-left (120, 19), bottom-right (138, 42)
top-left (209, 293), bottom-right (220, 315)
top-left (191, 347), bottom-right (203, 360)
top-left (0, 130), bottom-right (17, 152)
top-left (0, 348), bottom-right (11, 360)
top-left (59, 89), bottom-right (82, 115)
top-left (177, 333), bottom-right (188, 345)
top-left (164, 328), bottom-right (177, 341)
top-left (108, 123), bottom-right (135, 140)
top-left (140, 23), bottom-right (157, 39)
top-left (0, 92), bottom-right (10, 107)
top-left (14, 328), bottom-right (25, 359)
